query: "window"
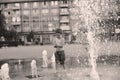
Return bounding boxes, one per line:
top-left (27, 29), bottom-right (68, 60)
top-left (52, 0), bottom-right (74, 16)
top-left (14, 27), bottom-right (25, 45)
top-left (60, 23), bottom-right (70, 30)
top-left (23, 10), bottom-right (29, 16)
top-left (24, 3), bottom-right (28, 7)
top-left (33, 22), bottom-right (39, 31)
top-left (51, 1), bottom-right (54, 6)
top-left (53, 16), bottom-right (59, 20)
top-left (12, 17), bottom-right (16, 22)
top-left (61, 1), bottom-right (68, 4)
top-left (14, 3), bottom-right (20, 7)
top-left (41, 9), bottom-right (49, 14)
top-left (32, 9), bottom-right (39, 17)
top-left (17, 17), bottom-right (21, 22)
top-left (51, 1), bottom-right (58, 6)
top-left (42, 1), bottom-right (46, 6)
top-left (39, 22), bottom-right (43, 31)
top-left (4, 3), bottom-right (8, 8)
top-left (43, 23), bottom-right (48, 31)
top-left (6, 19), bottom-right (8, 24)
top-left (23, 3), bottom-right (29, 8)
top-left (61, 16), bottom-right (68, 20)
top-left (12, 17), bottom-right (21, 22)
top-left (41, 17), bottom-right (48, 21)
top-left (44, 1), bottom-right (46, 5)
top-left (51, 9), bottom-right (58, 14)
top-left (63, 1), bottom-right (68, 4)
top-left (0, 5), bottom-right (2, 9)
top-left (61, 8), bottom-right (68, 12)
top-left (33, 2), bottom-right (39, 8)
top-left (22, 22), bottom-right (30, 32)
top-left (22, 10), bottom-right (30, 19)
top-left (14, 10), bottom-right (20, 16)
top-left (4, 11), bottom-right (8, 16)
top-left (42, 1), bottom-right (48, 7)
top-left (55, 1), bottom-right (58, 5)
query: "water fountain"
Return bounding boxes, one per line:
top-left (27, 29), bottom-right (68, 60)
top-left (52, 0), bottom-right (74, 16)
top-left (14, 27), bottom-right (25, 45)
top-left (1, 63), bottom-right (10, 80)
top-left (42, 50), bottom-right (48, 68)
top-left (18, 59), bottom-right (21, 65)
top-left (30, 59), bottom-right (38, 78)
top-left (73, 0), bottom-right (101, 80)
top-left (0, 0), bottom-right (119, 80)
top-left (51, 53), bottom-right (56, 70)
top-left (18, 59), bottom-right (22, 70)
top-left (87, 31), bottom-right (100, 80)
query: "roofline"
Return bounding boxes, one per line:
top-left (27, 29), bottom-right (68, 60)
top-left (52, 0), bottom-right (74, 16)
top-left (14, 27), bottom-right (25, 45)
top-left (0, 0), bottom-right (72, 4)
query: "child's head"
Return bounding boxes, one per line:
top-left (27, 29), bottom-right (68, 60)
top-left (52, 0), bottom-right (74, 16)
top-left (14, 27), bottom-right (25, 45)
top-left (55, 29), bottom-right (63, 38)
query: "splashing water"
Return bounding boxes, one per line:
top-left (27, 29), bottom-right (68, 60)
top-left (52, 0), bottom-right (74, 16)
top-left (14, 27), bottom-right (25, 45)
top-left (87, 31), bottom-right (100, 80)
top-left (31, 60), bottom-right (38, 78)
top-left (1, 63), bottom-right (10, 80)
top-left (73, 0), bottom-right (102, 80)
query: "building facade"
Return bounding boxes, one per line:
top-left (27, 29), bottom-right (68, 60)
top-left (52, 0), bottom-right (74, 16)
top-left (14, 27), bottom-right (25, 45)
top-left (0, 0), bottom-right (75, 44)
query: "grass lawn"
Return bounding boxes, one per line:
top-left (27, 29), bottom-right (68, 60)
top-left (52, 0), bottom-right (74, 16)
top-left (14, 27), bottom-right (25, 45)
top-left (0, 41), bottom-right (120, 60)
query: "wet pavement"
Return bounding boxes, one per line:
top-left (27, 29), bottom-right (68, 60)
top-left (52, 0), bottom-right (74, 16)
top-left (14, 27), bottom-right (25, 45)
top-left (0, 56), bottom-right (120, 80)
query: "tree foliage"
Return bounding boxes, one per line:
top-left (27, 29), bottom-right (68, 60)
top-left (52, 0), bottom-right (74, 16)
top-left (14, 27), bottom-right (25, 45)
top-left (5, 30), bottom-right (18, 41)
top-left (27, 31), bottom-right (34, 42)
top-left (0, 11), bottom-right (18, 41)
top-left (0, 11), bottom-right (6, 37)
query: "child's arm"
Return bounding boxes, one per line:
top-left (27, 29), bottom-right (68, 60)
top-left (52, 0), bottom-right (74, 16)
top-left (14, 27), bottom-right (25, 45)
top-left (61, 38), bottom-right (65, 46)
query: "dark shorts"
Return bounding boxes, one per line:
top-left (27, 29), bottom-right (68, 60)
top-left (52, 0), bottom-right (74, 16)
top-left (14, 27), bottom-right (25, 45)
top-left (54, 46), bottom-right (63, 48)
top-left (55, 50), bottom-right (65, 65)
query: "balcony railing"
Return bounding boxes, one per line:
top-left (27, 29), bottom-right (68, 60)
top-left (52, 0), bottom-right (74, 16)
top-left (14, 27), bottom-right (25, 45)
top-left (11, 7), bottom-right (20, 10)
top-left (59, 4), bottom-right (69, 7)
top-left (60, 19), bottom-right (69, 23)
top-left (60, 11), bottom-right (69, 15)
top-left (60, 25), bottom-right (70, 30)
top-left (12, 22), bottom-right (21, 25)
top-left (4, 7), bottom-right (10, 10)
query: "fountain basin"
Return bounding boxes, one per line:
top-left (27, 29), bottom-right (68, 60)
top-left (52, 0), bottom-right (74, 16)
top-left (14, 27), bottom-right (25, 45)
top-left (0, 55), bottom-right (119, 80)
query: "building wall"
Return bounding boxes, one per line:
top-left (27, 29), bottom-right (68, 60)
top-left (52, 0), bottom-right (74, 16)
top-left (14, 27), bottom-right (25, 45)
top-left (0, 0), bottom-right (73, 44)
top-left (0, 1), bottom-right (72, 31)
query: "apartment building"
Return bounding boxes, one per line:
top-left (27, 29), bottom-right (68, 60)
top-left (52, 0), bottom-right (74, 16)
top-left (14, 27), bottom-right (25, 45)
top-left (0, 0), bottom-right (75, 44)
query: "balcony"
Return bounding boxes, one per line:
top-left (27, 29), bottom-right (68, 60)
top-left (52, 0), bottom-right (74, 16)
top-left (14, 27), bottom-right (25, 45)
top-left (59, 4), bottom-right (69, 8)
top-left (60, 11), bottom-right (69, 15)
top-left (12, 22), bottom-right (21, 25)
top-left (60, 25), bottom-right (70, 30)
top-left (4, 7), bottom-right (10, 10)
top-left (11, 7), bottom-right (20, 10)
top-left (60, 19), bottom-right (69, 23)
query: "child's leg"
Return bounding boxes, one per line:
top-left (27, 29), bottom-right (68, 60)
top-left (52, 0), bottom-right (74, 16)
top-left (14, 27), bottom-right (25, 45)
top-left (55, 51), bottom-right (63, 70)
top-left (60, 51), bottom-right (65, 69)
top-left (62, 62), bottom-right (65, 69)
top-left (55, 51), bottom-right (59, 70)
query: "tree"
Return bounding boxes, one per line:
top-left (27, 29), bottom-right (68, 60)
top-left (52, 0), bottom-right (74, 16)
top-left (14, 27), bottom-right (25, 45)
top-left (0, 11), bottom-right (6, 37)
top-left (71, 0), bottom-right (119, 41)
top-left (27, 31), bottom-right (34, 42)
top-left (4, 30), bottom-right (18, 41)
top-left (0, 11), bottom-right (18, 41)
